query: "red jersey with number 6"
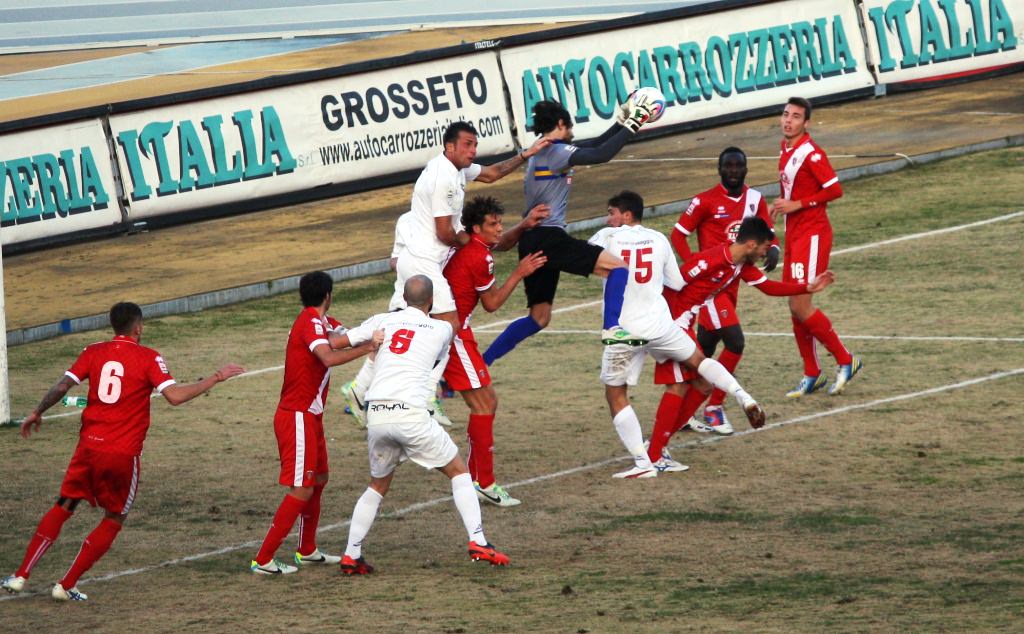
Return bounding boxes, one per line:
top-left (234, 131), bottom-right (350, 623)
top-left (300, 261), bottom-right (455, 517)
top-left (778, 134), bottom-right (838, 236)
top-left (65, 335), bottom-right (176, 456)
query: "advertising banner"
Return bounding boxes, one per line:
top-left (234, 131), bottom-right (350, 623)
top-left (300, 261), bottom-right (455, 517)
top-left (0, 119), bottom-right (120, 246)
top-left (499, 0), bottom-right (875, 140)
top-left (109, 52), bottom-right (514, 219)
top-left (861, 0), bottom-right (1022, 83)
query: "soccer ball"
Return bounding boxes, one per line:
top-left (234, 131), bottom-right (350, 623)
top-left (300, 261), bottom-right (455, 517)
top-left (627, 87), bottom-right (667, 124)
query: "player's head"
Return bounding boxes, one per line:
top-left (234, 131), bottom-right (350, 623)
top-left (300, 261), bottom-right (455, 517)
top-left (532, 100), bottom-right (574, 140)
top-left (606, 190), bottom-right (644, 227)
top-left (463, 195), bottom-right (504, 245)
top-left (781, 97), bottom-right (812, 141)
top-left (110, 302), bottom-right (143, 337)
top-left (443, 121), bottom-right (479, 169)
top-left (404, 275), bottom-right (434, 313)
top-left (735, 217), bottom-right (776, 263)
top-left (718, 147), bottom-right (748, 190)
top-left (300, 271), bottom-right (333, 309)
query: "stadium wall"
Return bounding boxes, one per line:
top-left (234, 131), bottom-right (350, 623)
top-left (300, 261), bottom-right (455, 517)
top-left (0, 0), bottom-right (1021, 251)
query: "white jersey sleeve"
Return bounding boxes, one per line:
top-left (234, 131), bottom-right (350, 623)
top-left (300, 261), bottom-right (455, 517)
top-left (588, 226), bottom-right (615, 248)
top-left (657, 232), bottom-right (684, 291)
top-left (345, 313), bottom-right (385, 346)
top-left (391, 211), bottom-right (414, 258)
top-left (464, 163), bottom-right (482, 183)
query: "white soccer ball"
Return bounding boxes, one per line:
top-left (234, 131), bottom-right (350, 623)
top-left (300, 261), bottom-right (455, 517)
top-left (627, 87), bottom-right (667, 124)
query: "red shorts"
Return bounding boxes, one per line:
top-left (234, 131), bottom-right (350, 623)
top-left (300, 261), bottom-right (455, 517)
top-left (443, 333), bottom-right (492, 392)
top-left (783, 227), bottom-right (832, 284)
top-left (60, 445), bottom-right (140, 514)
top-left (698, 285), bottom-right (740, 331)
top-left (653, 324), bottom-right (698, 385)
top-left (274, 408), bottom-right (328, 487)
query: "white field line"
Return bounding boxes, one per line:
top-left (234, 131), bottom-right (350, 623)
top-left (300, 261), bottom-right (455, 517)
top-left (480, 330), bottom-right (1024, 343)
top-left (2, 366), bottom-right (1021, 601)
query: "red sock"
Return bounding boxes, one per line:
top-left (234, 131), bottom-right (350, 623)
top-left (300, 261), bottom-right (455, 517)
top-left (672, 387), bottom-right (709, 435)
top-left (255, 494), bottom-right (306, 565)
top-left (707, 349), bottom-right (742, 407)
top-left (297, 484), bottom-right (324, 557)
top-left (16, 504), bottom-right (73, 579)
top-left (792, 315), bottom-right (821, 376)
top-left (803, 310), bottom-right (853, 366)
top-left (648, 392), bottom-right (684, 462)
top-left (59, 518), bottom-right (122, 589)
top-left (466, 414), bottom-right (496, 489)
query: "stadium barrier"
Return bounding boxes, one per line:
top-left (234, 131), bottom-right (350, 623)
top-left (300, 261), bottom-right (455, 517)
top-left (0, 0), bottom-right (1021, 251)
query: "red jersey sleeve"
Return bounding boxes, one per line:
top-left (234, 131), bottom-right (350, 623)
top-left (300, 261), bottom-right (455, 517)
top-left (806, 148), bottom-right (838, 187)
top-left (681, 245), bottom-right (730, 282)
top-left (145, 351), bottom-right (176, 392)
top-left (472, 250), bottom-right (496, 292)
top-left (66, 346), bottom-right (92, 384)
top-left (672, 196), bottom-right (707, 260)
top-left (744, 264), bottom-right (808, 296)
top-left (298, 313), bottom-right (330, 353)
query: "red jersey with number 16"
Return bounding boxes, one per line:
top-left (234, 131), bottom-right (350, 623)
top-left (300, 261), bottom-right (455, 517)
top-left (278, 307), bottom-right (343, 415)
top-left (443, 235), bottom-right (496, 342)
top-left (778, 134), bottom-right (838, 236)
top-left (65, 335), bottom-right (176, 456)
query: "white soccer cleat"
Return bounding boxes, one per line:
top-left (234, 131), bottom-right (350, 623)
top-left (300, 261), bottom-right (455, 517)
top-left (294, 548), bottom-right (342, 565)
top-left (340, 380), bottom-right (367, 426)
top-left (51, 583), bottom-right (87, 601)
top-left (429, 396), bottom-right (454, 427)
top-left (828, 357), bottom-right (863, 396)
top-left (2, 575), bottom-right (26, 594)
top-left (601, 325), bottom-right (647, 346)
top-left (653, 447), bottom-right (689, 473)
top-left (613, 459), bottom-right (658, 479)
top-left (475, 482), bottom-right (521, 507)
top-left (250, 559), bottom-right (298, 575)
top-left (686, 416), bottom-right (714, 433)
top-left (702, 405), bottom-right (734, 435)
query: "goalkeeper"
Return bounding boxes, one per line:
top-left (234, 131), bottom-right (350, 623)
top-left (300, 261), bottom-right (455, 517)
top-left (483, 95), bottom-right (657, 365)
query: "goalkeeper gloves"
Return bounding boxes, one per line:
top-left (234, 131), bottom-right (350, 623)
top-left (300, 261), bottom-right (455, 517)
top-left (762, 245), bottom-right (780, 273)
top-left (619, 98), bottom-right (654, 133)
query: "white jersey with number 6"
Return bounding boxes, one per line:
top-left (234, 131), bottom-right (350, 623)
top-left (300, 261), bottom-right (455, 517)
top-left (346, 307), bottom-right (453, 412)
top-left (590, 224), bottom-right (684, 340)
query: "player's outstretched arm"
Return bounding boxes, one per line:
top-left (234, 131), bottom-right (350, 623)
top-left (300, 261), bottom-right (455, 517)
top-left (479, 252), bottom-right (548, 312)
top-left (20, 375), bottom-right (77, 438)
top-left (494, 203), bottom-right (550, 252)
top-left (312, 340), bottom-right (377, 368)
top-left (476, 136), bottom-right (551, 183)
top-left (162, 363), bottom-right (246, 406)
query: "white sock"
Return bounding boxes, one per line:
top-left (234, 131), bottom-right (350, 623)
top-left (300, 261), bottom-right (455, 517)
top-left (345, 487), bottom-right (383, 559)
top-left (612, 405), bottom-right (650, 465)
top-left (451, 473), bottom-right (487, 546)
top-left (697, 358), bottom-right (753, 406)
top-left (353, 358), bottom-right (374, 397)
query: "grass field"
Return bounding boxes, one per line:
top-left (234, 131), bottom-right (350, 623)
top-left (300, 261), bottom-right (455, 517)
top-left (1, 147), bottom-right (1023, 632)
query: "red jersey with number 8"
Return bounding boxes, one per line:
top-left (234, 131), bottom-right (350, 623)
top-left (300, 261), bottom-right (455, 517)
top-left (65, 335), bottom-right (176, 456)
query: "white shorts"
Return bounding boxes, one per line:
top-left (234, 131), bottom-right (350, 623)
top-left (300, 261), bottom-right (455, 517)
top-left (365, 401), bottom-right (458, 478)
top-left (600, 323), bottom-right (697, 386)
top-left (392, 251), bottom-right (456, 314)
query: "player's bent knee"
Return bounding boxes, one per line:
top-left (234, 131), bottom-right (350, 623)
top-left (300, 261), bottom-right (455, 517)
top-left (691, 377), bottom-right (713, 394)
top-left (720, 326), bottom-right (745, 354)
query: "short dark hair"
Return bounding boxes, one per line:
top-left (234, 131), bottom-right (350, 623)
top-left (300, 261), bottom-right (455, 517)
top-left (735, 217), bottom-right (775, 244)
top-left (607, 190), bottom-right (644, 220)
top-left (718, 146), bottom-right (747, 167)
top-left (787, 96), bottom-right (812, 120)
top-left (299, 271), bottom-right (333, 307)
top-left (531, 100), bottom-right (572, 134)
top-left (462, 196), bottom-right (504, 233)
top-left (443, 121), bottom-right (478, 147)
top-left (109, 302), bottom-right (142, 335)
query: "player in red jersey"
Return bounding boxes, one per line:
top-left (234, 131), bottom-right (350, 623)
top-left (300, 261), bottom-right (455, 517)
top-left (250, 271), bottom-right (380, 575)
top-left (671, 147), bottom-right (779, 435)
top-left (442, 196), bottom-right (547, 507)
top-left (647, 218), bottom-right (835, 463)
top-left (772, 97), bottom-right (861, 397)
top-left (1, 302), bottom-right (244, 602)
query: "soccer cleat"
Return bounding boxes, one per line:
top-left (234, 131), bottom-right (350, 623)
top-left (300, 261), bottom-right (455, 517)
top-left (601, 326), bottom-right (647, 346)
top-left (785, 374), bottom-right (828, 398)
top-left (733, 391), bottom-right (766, 429)
top-left (2, 575), bottom-right (26, 594)
top-left (828, 357), bottom-right (863, 396)
top-left (653, 447), bottom-right (689, 473)
top-left (250, 559), bottom-right (298, 575)
top-left (341, 380), bottom-right (366, 426)
top-left (295, 548), bottom-right (341, 565)
top-left (702, 405), bottom-right (734, 435)
top-left (468, 542), bottom-right (510, 566)
top-left (612, 460), bottom-right (658, 479)
top-left (475, 482), bottom-right (521, 507)
top-left (51, 583), bottom-right (87, 602)
top-left (685, 416), bottom-right (713, 433)
top-left (428, 396), bottom-right (454, 427)
top-left (340, 555), bottom-right (374, 575)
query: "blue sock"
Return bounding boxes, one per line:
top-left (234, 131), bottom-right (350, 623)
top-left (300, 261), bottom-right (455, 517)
top-left (483, 316), bottom-right (543, 366)
top-left (603, 268), bottom-right (628, 329)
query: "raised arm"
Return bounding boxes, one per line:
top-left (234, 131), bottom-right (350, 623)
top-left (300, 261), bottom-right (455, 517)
top-left (494, 203), bottom-right (550, 252)
top-left (475, 136), bottom-right (551, 184)
top-left (568, 124), bottom-right (632, 166)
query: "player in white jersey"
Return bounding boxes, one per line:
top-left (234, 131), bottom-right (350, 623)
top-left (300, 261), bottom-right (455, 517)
top-left (589, 192), bottom-right (766, 479)
top-left (338, 275), bottom-right (510, 573)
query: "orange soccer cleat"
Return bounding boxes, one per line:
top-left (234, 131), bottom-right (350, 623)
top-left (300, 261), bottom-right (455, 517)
top-left (340, 555), bottom-right (374, 576)
top-left (468, 542), bottom-right (510, 566)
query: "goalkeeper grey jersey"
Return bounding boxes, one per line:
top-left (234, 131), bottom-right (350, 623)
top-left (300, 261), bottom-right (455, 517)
top-left (523, 141), bottom-right (578, 228)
